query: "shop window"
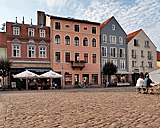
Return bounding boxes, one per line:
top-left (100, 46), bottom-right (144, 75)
top-left (65, 72), bottom-right (72, 85)
top-left (92, 74), bottom-right (98, 84)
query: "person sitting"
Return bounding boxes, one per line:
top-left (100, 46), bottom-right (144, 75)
top-left (136, 75), bottom-right (144, 93)
top-left (143, 74), bottom-right (154, 94)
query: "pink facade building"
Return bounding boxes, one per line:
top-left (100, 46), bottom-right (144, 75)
top-left (38, 11), bottom-right (101, 87)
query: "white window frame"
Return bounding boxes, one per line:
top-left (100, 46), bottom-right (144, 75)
top-left (13, 27), bottom-right (20, 35)
top-left (55, 51), bottom-right (61, 62)
top-left (110, 47), bottom-right (117, 58)
top-left (119, 36), bottom-right (123, 45)
top-left (83, 53), bottom-right (89, 63)
top-left (112, 24), bottom-right (115, 30)
top-left (120, 48), bottom-right (125, 58)
top-left (103, 34), bottom-right (107, 43)
top-left (39, 29), bottom-right (45, 37)
top-left (102, 58), bottom-right (107, 68)
top-left (110, 59), bottom-right (117, 66)
top-left (110, 35), bottom-right (116, 44)
top-left (101, 46), bottom-right (107, 57)
top-left (28, 28), bottom-right (34, 36)
top-left (92, 53), bottom-right (97, 64)
top-left (27, 45), bottom-right (36, 58)
top-left (74, 52), bottom-right (80, 61)
top-left (65, 51), bottom-right (71, 63)
top-left (12, 44), bottom-right (21, 57)
top-left (120, 60), bottom-right (125, 70)
top-left (39, 46), bottom-right (47, 58)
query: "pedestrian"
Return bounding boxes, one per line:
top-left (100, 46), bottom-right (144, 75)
top-left (136, 75), bottom-right (144, 93)
top-left (143, 74), bottom-right (154, 94)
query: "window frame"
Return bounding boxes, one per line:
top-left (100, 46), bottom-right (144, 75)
top-left (110, 47), bottom-right (117, 58)
top-left (120, 48), bottom-right (125, 58)
top-left (92, 27), bottom-right (96, 34)
top-left (55, 51), bottom-right (61, 62)
top-left (74, 24), bottom-right (79, 32)
top-left (119, 36), bottom-right (123, 45)
top-left (102, 58), bottom-right (107, 68)
top-left (39, 46), bottom-right (47, 58)
top-left (84, 53), bottom-right (89, 63)
top-left (75, 52), bottom-right (80, 61)
top-left (74, 36), bottom-right (79, 46)
top-left (101, 46), bottom-right (107, 57)
top-left (65, 35), bottom-right (70, 45)
top-left (39, 29), bottom-right (45, 37)
top-left (112, 24), bottom-right (115, 30)
top-left (12, 44), bottom-right (21, 57)
top-left (103, 34), bottom-right (107, 43)
top-left (92, 38), bottom-right (96, 47)
top-left (28, 28), bottom-right (35, 37)
top-left (83, 37), bottom-right (88, 46)
top-left (55, 35), bottom-right (61, 44)
top-left (92, 53), bottom-right (97, 64)
top-left (110, 35), bottom-right (116, 44)
top-left (65, 52), bottom-right (70, 62)
top-left (55, 22), bottom-right (61, 30)
top-left (27, 45), bottom-right (36, 58)
top-left (110, 59), bottom-right (117, 66)
top-left (13, 27), bottom-right (20, 35)
top-left (120, 59), bottom-right (125, 70)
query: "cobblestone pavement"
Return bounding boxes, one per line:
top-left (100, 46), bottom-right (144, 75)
top-left (0, 87), bottom-right (160, 128)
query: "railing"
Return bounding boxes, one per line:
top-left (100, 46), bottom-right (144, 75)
top-left (70, 60), bottom-right (85, 70)
top-left (147, 56), bottom-right (153, 60)
top-left (131, 55), bottom-right (138, 59)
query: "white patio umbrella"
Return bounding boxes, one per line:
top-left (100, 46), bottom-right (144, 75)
top-left (14, 70), bottom-right (39, 90)
top-left (39, 70), bottom-right (62, 87)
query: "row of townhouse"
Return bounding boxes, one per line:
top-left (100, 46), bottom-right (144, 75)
top-left (0, 11), bottom-right (157, 88)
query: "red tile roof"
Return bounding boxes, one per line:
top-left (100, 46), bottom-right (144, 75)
top-left (126, 29), bottom-right (142, 42)
top-left (100, 16), bottom-right (114, 31)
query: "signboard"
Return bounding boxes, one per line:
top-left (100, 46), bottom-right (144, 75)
top-left (11, 82), bottom-right (16, 88)
top-left (132, 69), bottom-right (139, 72)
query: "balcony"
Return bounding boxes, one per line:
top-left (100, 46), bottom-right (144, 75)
top-left (70, 60), bottom-right (85, 70)
top-left (131, 55), bottom-right (138, 59)
top-left (147, 56), bottom-right (153, 60)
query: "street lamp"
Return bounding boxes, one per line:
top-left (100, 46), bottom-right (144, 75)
top-left (56, 62), bottom-right (69, 89)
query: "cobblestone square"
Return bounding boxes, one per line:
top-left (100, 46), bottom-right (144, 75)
top-left (0, 87), bottom-right (160, 128)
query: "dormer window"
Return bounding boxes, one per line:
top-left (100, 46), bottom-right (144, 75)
top-left (112, 24), bottom-right (115, 30)
top-left (13, 27), bottom-right (20, 35)
top-left (28, 28), bottom-right (34, 36)
top-left (40, 29), bottom-right (45, 37)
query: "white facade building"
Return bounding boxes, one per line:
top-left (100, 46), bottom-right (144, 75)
top-left (127, 29), bottom-right (157, 84)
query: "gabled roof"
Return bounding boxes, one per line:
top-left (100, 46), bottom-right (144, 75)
top-left (126, 29), bottom-right (142, 42)
top-left (100, 16), bottom-right (113, 31)
top-left (100, 16), bottom-right (127, 35)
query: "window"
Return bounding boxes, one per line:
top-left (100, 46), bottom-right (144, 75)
top-left (102, 47), bottom-right (107, 57)
top-left (110, 47), bottom-right (117, 57)
top-left (55, 35), bottom-right (60, 44)
top-left (92, 74), bottom-right (98, 84)
top-left (84, 27), bottom-right (88, 30)
top-left (74, 37), bottom-right (79, 46)
top-left (141, 51), bottom-right (144, 57)
top-left (110, 35), bottom-right (116, 44)
top-left (65, 25), bottom-right (70, 28)
top-left (132, 50), bottom-right (137, 58)
top-left (92, 27), bottom-right (96, 34)
top-left (148, 51), bottom-right (152, 60)
top-left (65, 52), bottom-right (70, 62)
top-left (92, 54), bottom-right (97, 63)
top-left (28, 28), bottom-right (34, 36)
top-left (83, 37), bottom-right (88, 46)
top-left (132, 61), bottom-right (136, 67)
top-left (119, 37), bottom-right (123, 45)
top-left (55, 52), bottom-right (61, 62)
top-left (134, 39), bottom-right (139, 46)
top-left (141, 61), bottom-right (144, 67)
top-left (132, 61), bottom-right (135, 67)
top-left (92, 38), bottom-right (96, 47)
top-left (145, 41), bottom-right (149, 47)
top-left (120, 60), bottom-right (125, 70)
top-left (12, 45), bottom-right (20, 57)
top-left (74, 24), bottom-right (79, 32)
top-left (110, 59), bottom-right (117, 66)
top-left (103, 34), bottom-right (107, 43)
top-left (112, 24), bottom-right (115, 30)
top-left (84, 53), bottom-right (88, 63)
top-left (28, 46), bottom-right (35, 58)
top-left (39, 47), bottom-right (46, 58)
top-left (120, 48), bottom-right (125, 58)
top-left (40, 29), bottom-right (45, 37)
top-left (55, 22), bottom-right (61, 30)
top-left (13, 27), bottom-right (20, 35)
top-left (102, 59), bottom-right (107, 68)
top-left (75, 53), bottom-right (80, 61)
top-left (65, 36), bottom-right (70, 45)
top-left (148, 62), bottom-right (152, 68)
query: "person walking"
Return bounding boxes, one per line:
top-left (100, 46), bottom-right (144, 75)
top-left (136, 75), bottom-right (144, 93)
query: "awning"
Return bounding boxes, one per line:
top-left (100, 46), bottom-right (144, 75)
top-left (25, 67), bottom-right (53, 73)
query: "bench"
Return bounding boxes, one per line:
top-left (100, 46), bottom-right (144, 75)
top-left (135, 86), bottom-right (160, 95)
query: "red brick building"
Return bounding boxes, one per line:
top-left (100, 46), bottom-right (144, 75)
top-left (5, 17), bottom-right (51, 87)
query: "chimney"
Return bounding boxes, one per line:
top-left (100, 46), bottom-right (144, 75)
top-left (22, 16), bottom-right (24, 24)
top-left (31, 19), bottom-right (32, 25)
top-left (16, 17), bottom-right (17, 23)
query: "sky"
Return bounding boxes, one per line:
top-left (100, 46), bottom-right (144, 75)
top-left (0, 0), bottom-right (160, 50)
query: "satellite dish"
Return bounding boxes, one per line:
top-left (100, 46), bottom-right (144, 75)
top-left (2, 23), bottom-right (5, 26)
top-left (1, 27), bottom-right (4, 30)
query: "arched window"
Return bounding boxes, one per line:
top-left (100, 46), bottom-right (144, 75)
top-left (65, 36), bottom-right (70, 45)
top-left (92, 38), bottom-right (96, 47)
top-left (74, 37), bottom-right (79, 46)
top-left (83, 37), bottom-right (88, 46)
top-left (55, 35), bottom-right (60, 44)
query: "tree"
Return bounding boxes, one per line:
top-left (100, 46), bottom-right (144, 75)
top-left (0, 57), bottom-right (12, 90)
top-left (102, 62), bottom-right (118, 85)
